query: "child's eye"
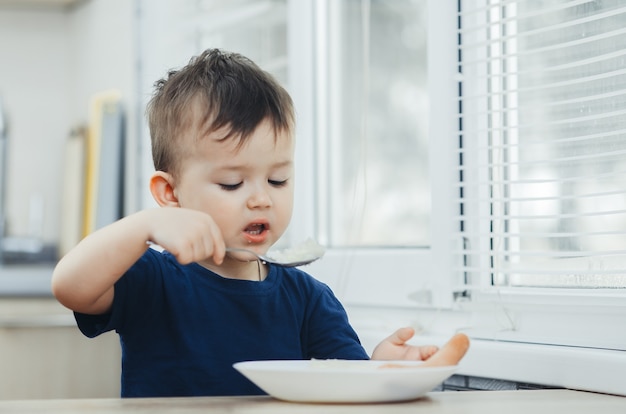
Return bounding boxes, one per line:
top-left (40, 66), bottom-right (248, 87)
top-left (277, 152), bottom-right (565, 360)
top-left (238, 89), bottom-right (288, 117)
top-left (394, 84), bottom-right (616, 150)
top-left (219, 182), bottom-right (243, 191)
top-left (269, 179), bottom-right (288, 187)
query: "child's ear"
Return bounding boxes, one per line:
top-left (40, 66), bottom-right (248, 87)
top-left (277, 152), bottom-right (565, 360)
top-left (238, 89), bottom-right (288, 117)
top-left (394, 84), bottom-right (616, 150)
top-left (149, 171), bottom-right (180, 207)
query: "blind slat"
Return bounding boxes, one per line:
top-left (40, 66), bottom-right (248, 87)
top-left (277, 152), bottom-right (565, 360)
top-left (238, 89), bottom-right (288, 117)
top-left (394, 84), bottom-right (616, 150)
top-left (458, 129), bottom-right (626, 151)
top-left (456, 149), bottom-right (626, 170)
top-left (455, 230), bottom-right (626, 239)
top-left (457, 116), bottom-right (626, 138)
top-left (454, 267), bottom-right (626, 277)
top-left (453, 208), bottom-right (626, 221)
top-left (452, 249), bottom-right (626, 259)
top-left (454, 188), bottom-right (626, 205)
top-left (454, 167), bottom-right (626, 187)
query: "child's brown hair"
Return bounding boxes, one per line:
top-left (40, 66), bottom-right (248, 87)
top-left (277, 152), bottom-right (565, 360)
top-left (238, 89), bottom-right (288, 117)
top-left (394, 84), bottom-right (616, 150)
top-left (146, 48), bottom-right (295, 177)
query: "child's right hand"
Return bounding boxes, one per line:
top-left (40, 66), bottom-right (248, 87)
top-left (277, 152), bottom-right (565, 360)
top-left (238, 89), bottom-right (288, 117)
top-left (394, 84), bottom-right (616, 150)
top-left (145, 207), bottom-right (226, 265)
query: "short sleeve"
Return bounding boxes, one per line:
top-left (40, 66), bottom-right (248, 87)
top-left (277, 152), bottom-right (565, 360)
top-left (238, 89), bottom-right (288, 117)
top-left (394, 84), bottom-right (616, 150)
top-left (74, 248), bottom-right (165, 338)
top-left (302, 284), bottom-right (369, 360)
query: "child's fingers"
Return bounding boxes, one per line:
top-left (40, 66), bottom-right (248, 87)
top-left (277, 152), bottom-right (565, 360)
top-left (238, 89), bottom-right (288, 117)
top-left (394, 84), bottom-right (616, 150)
top-left (420, 345), bottom-right (439, 360)
top-left (207, 224), bottom-right (225, 264)
top-left (420, 333), bottom-right (470, 367)
top-left (386, 327), bottom-right (416, 345)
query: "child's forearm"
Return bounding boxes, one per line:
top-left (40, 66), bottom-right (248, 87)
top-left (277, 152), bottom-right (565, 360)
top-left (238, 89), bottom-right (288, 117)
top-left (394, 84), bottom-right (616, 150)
top-left (51, 210), bottom-right (154, 315)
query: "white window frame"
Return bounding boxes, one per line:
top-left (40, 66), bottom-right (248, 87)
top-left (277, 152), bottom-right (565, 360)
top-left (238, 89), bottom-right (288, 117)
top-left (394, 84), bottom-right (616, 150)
top-left (286, 0), bottom-right (446, 309)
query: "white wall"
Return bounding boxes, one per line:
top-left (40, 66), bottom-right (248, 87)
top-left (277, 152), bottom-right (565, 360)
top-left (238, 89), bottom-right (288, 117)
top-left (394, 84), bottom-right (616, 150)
top-left (0, 0), bottom-right (136, 247)
top-left (0, 8), bottom-right (71, 244)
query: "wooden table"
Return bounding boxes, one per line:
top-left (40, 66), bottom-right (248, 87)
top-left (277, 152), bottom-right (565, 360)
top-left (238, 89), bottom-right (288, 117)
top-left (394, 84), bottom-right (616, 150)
top-left (1, 389), bottom-right (625, 413)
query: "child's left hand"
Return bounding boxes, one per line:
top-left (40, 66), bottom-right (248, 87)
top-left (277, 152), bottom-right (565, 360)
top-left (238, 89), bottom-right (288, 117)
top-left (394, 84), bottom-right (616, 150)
top-left (371, 327), bottom-right (438, 361)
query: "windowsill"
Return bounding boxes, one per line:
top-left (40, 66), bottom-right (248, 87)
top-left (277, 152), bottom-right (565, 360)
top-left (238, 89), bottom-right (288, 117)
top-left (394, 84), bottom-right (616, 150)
top-left (347, 305), bottom-right (626, 397)
top-left (452, 336), bottom-right (626, 396)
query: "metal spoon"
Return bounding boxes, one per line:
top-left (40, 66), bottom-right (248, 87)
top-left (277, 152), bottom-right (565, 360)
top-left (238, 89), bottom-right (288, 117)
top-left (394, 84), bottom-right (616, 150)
top-left (226, 240), bottom-right (325, 267)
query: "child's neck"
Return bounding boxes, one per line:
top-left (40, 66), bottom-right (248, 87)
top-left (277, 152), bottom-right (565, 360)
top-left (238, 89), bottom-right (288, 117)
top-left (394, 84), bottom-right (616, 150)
top-left (200, 259), bottom-right (268, 281)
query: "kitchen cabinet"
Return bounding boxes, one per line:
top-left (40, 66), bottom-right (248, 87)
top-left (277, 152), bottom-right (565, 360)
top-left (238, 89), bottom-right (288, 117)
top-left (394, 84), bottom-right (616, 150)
top-left (0, 297), bottom-right (120, 400)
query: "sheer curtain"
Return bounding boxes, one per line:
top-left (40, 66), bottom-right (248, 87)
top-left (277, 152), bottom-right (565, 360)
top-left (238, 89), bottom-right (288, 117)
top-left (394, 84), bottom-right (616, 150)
top-left (456, 0), bottom-right (626, 289)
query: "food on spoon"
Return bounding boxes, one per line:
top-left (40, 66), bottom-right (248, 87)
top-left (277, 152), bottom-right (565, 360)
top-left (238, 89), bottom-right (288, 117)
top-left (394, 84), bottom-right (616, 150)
top-left (378, 333), bottom-right (470, 369)
top-left (266, 238), bottom-right (326, 264)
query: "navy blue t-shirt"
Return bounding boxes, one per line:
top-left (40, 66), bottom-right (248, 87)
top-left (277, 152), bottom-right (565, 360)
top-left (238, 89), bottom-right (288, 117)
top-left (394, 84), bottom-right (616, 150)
top-left (74, 248), bottom-right (368, 397)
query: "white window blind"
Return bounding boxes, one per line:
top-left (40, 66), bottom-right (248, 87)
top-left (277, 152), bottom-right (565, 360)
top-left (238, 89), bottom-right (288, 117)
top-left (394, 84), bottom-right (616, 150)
top-left (456, 0), bottom-right (626, 289)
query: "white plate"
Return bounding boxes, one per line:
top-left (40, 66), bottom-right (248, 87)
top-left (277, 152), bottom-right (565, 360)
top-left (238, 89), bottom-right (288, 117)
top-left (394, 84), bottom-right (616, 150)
top-left (233, 359), bottom-right (457, 403)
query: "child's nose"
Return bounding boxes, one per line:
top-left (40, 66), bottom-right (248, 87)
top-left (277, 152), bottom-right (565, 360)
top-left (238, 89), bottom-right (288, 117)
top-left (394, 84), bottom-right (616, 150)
top-left (247, 186), bottom-right (272, 209)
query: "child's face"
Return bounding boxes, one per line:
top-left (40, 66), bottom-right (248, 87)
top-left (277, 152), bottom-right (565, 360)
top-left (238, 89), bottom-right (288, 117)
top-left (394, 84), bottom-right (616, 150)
top-left (173, 118), bottom-right (295, 256)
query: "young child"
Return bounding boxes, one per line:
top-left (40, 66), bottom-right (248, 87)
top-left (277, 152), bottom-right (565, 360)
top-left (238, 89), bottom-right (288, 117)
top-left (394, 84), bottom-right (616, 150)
top-left (52, 48), bottom-right (468, 398)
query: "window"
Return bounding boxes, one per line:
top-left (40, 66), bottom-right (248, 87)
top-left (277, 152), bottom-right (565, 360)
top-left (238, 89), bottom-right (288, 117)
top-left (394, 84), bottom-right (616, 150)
top-left (455, 0), bottom-right (626, 351)
top-left (457, 0), bottom-right (626, 290)
top-left (287, 0), bottom-right (434, 306)
top-left (314, 0), bottom-right (430, 248)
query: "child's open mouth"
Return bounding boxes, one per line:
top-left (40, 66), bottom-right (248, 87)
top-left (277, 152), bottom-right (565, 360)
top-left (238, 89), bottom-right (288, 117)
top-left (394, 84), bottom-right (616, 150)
top-left (243, 222), bottom-right (269, 243)
top-left (245, 223), bottom-right (266, 235)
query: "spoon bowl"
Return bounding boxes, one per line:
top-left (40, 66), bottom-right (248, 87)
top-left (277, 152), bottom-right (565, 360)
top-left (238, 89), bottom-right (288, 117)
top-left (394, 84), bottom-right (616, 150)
top-left (226, 239), bottom-right (325, 267)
